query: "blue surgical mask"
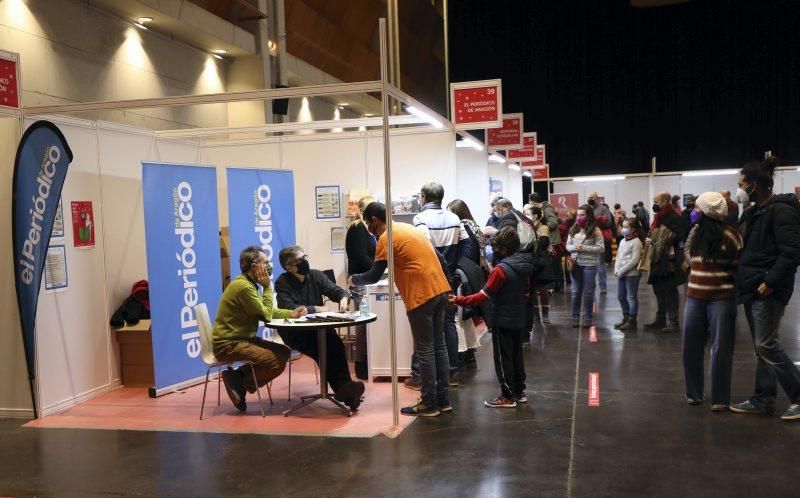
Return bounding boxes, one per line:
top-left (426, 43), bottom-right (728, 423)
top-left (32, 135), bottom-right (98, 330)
top-left (621, 227), bottom-right (631, 236)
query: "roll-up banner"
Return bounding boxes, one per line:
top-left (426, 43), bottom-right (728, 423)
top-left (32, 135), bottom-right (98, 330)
top-left (12, 121), bottom-right (73, 418)
top-left (142, 162), bottom-right (222, 396)
top-left (226, 167), bottom-right (296, 283)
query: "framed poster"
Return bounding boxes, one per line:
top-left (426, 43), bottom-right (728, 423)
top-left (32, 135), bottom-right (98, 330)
top-left (44, 244), bottom-right (68, 292)
top-left (0, 50), bottom-right (20, 109)
top-left (71, 201), bottom-right (95, 248)
top-left (331, 227), bottom-right (346, 253)
top-left (51, 198), bottom-right (64, 238)
top-left (315, 185), bottom-right (341, 220)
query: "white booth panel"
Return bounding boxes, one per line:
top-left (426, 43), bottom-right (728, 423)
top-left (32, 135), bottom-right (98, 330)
top-left (508, 170), bottom-right (523, 210)
top-left (28, 118), bottom-right (112, 415)
top-left (488, 163), bottom-right (510, 204)
top-left (679, 173), bottom-right (738, 201)
top-left (652, 175), bottom-right (681, 200)
top-left (777, 169), bottom-right (800, 194)
top-left (456, 148), bottom-right (491, 225)
top-left (614, 177), bottom-right (650, 214)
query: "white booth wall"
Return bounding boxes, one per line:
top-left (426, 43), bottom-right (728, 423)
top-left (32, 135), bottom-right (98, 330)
top-left (456, 148), bottom-right (491, 224)
top-left (488, 162), bottom-right (523, 211)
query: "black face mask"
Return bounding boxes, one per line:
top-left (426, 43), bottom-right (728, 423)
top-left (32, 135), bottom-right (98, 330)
top-left (296, 258), bottom-right (310, 276)
top-left (685, 203), bottom-right (695, 211)
top-left (652, 203), bottom-right (662, 213)
top-left (588, 199), bottom-right (597, 207)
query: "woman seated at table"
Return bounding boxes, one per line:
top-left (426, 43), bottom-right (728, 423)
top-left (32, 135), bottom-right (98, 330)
top-left (275, 245), bottom-right (366, 411)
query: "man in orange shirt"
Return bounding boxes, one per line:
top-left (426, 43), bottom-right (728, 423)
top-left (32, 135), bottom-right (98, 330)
top-left (349, 202), bottom-right (452, 417)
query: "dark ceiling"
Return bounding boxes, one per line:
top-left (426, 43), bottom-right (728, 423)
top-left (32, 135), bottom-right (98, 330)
top-left (450, 0), bottom-right (800, 177)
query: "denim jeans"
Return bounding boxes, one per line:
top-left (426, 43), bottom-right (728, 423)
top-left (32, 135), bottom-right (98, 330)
top-left (617, 275), bottom-right (641, 316)
top-left (571, 265), bottom-right (598, 321)
top-left (652, 281), bottom-right (679, 325)
top-left (598, 260), bottom-right (607, 290)
top-left (682, 297), bottom-right (736, 405)
top-left (411, 305), bottom-right (459, 378)
top-left (744, 298), bottom-right (800, 413)
top-left (406, 293), bottom-right (450, 409)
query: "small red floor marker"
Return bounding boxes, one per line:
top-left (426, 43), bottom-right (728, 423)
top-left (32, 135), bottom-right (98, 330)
top-left (589, 372), bottom-right (600, 406)
top-left (589, 326), bottom-right (597, 342)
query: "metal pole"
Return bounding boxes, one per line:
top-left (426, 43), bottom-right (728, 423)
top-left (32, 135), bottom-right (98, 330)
top-left (443, 0), bottom-right (450, 119)
top-left (379, 18), bottom-right (400, 433)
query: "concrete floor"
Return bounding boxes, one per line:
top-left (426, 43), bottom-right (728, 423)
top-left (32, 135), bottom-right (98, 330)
top-left (2, 273), bottom-right (800, 497)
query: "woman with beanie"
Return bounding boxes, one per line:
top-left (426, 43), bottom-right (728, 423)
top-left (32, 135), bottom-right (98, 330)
top-left (613, 218), bottom-right (644, 330)
top-left (565, 205), bottom-right (605, 328)
top-left (682, 192), bottom-right (742, 411)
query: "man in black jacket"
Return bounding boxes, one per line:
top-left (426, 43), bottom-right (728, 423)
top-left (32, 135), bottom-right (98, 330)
top-left (730, 158), bottom-right (800, 420)
top-left (274, 246), bottom-right (365, 410)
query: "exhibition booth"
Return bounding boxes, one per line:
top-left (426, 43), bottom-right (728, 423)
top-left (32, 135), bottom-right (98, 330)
top-left (4, 22), bottom-right (523, 437)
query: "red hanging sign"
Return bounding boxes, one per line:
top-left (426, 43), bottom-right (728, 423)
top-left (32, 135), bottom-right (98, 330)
top-left (551, 193), bottom-right (580, 219)
top-left (508, 132), bottom-right (537, 161)
top-left (0, 50), bottom-right (20, 109)
top-left (487, 113), bottom-right (524, 150)
top-left (532, 165), bottom-right (550, 181)
top-left (450, 79), bottom-right (503, 129)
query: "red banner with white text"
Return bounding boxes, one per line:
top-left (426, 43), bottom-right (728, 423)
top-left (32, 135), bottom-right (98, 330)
top-left (450, 79), bottom-right (502, 129)
top-left (487, 113), bottom-right (524, 150)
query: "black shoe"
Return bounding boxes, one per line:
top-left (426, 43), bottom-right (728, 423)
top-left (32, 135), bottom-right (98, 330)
top-left (614, 315), bottom-right (629, 329)
top-left (335, 381), bottom-right (366, 411)
top-left (619, 317), bottom-right (637, 330)
top-left (643, 320), bottom-right (666, 330)
top-left (221, 368), bottom-right (247, 412)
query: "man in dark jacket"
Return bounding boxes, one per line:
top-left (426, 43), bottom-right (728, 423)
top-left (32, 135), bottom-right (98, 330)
top-left (681, 195), bottom-right (697, 228)
top-left (274, 245), bottom-right (365, 410)
top-left (644, 191), bottom-right (689, 333)
top-left (730, 158), bottom-right (800, 420)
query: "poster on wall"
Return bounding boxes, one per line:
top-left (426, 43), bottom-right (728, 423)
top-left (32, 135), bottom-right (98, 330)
top-left (0, 50), bottom-right (20, 109)
top-left (508, 133), bottom-right (538, 161)
top-left (551, 193), bottom-right (579, 219)
top-left (487, 113), bottom-right (524, 150)
top-left (70, 200), bottom-right (95, 248)
top-left (450, 79), bottom-right (503, 130)
top-left (44, 244), bottom-right (68, 293)
top-left (142, 162), bottom-right (222, 395)
top-left (391, 194), bottom-right (422, 215)
top-left (51, 198), bottom-right (64, 238)
top-left (331, 227), bottom-right (346, 253)
top-left (489, 178), bottom-right (504, 201)
top-left (315, 185), bottom-right (341, 220)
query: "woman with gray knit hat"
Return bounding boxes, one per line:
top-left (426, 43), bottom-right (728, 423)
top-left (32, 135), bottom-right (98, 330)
top-left (681, 192), bottom-right (743, 411)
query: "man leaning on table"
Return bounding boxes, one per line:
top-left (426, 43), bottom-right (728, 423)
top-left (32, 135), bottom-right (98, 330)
top-left (349, 202), bottom-right (453, 417)
top-left (212, 246), bottom-right (306, 412)
top-left (275, 245), bottom-right (366, 411)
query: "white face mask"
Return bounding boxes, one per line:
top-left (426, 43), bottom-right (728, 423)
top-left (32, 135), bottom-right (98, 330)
top-left (735, 184), bottom-right (753, 204)
top-left (621, 227), bottom-right (630, 236)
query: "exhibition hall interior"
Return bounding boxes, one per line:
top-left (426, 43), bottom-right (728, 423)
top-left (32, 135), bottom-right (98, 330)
top-left (2, 0), bottom-right (800, 496)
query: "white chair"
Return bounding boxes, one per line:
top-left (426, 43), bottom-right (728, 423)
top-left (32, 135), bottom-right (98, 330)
top-left (195, 303), bottom-right (268, 420)
top-left (265, 328), bottom-right (318, 401)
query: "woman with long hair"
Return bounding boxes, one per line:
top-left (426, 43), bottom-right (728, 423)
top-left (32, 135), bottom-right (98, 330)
top-left (447, 199), bottom-right (488, 369)
top-left (682, 192), bottom-right (742, 411)
top-left (565, 205), bottom-right (605, 328)
top-left (613, 217), bottom-right (644, 330)
top-left (345, 196), bottom-right (376, 378)
top-left (529, 206), bottom-right (554, 323)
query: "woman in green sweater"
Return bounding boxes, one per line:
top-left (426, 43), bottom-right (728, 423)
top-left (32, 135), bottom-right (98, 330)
top-left (212, 246), bottom-right (306, 411)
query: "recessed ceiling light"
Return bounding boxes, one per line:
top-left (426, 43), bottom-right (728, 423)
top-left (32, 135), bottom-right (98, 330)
top-left (339, 103), bottom-right (349, 106)
top-left (211, 53), bottom-right (223, 60)
top-left (133, 22), bottom-right (148, 30)
top-left (213, 49), bottom-right (228, 55)
top-left (364, 113), bottom-right (374, 117)
top-left (137, 17), bottom-right (153, 24)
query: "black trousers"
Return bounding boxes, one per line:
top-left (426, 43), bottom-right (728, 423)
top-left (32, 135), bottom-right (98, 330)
top-left (492, 326), bottom-right (526, 399)
top-left (277, 328), bottom-right (352, 394)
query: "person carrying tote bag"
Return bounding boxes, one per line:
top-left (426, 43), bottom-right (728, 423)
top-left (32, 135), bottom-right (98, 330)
top-left (565, 205), bottom-right (605, 328)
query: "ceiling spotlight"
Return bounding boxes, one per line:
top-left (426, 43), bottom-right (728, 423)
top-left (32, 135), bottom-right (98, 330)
top-left (213, 49), bottom-right (228, 55)
top-left (137, 16), bottom-right (153, 24)
top-left (211, 53), bottom-right (223, 60)
top-left (133, 22), bottom-right (148, 30)
top-left (339, 103), bottom-right (349, 106)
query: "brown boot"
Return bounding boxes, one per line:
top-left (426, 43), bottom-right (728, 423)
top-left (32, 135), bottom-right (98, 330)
top-left (542, 305), bottom-right (550, 323)
top-left (619, 316), bottom-right (637, 330)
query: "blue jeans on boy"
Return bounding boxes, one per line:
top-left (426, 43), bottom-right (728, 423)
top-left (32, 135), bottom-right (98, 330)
top-left (744, 298), bottom-right (800, 414)
top-left (617, 275), bottom-right (641, 316)
top-left (571, 265), bottom-right (598, 321)
top-left (682, 297), bottom-right (736, 405)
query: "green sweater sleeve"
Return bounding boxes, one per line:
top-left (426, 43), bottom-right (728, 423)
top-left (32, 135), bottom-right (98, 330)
top-left (237, 284), bottom-right (292, 321)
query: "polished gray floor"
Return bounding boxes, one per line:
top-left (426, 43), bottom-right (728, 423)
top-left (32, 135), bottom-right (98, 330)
top-left (2, 273), bottom-right (800, 497)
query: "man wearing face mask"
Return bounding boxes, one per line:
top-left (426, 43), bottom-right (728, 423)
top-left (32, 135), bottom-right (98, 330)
top-left (587, 192), bottom-right (613, 294)
top-left (730, 157), bottom-right (800, 420)
top-left (682, 195), bottom-right (697, 227)
top-left (274, 246), bottom-right (366, 411)
top-left (644, 191), bottom-right (689, 333)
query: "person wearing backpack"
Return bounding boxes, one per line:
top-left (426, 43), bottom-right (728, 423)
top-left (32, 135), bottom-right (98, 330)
top-left (565, 205), bottom-right (605, 328)
top-left (729, 157), bottom-right (800, 420)
top-left (494, 198), bottom-right (537, 253)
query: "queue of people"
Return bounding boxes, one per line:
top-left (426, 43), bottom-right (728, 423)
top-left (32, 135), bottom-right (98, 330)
top-left (208, 157), bottom-right (800, 421)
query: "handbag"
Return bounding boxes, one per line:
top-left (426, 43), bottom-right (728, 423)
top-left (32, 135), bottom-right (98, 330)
top-left (637, 244), bottom-right (651, 272)
top-left (565, 254), bottom-right (578, 274)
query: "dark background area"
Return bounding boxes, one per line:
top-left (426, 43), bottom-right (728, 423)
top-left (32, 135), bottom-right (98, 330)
top-left (449, 0), bottom-right (800, 179)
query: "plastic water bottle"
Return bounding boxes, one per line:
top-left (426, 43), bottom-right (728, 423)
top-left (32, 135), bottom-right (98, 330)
top-left (359, 299), bottom-right (369, 318)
